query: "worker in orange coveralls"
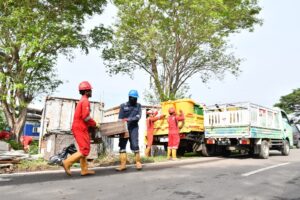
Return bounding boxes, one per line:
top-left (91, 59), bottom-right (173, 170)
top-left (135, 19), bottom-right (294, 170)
top-left (167, 108), bottom-right (184, 160)
top-left (20, 135), bottom-right (33, 153)
top-left (62, 81), bottom-right (98, 176)
top-left (145, 109), bottom-right (165, 157)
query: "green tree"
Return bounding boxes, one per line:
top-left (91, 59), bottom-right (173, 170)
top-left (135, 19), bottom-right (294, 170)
top-left (274, 88), bottom-right (300, 114)
top-left (0, 0), bottom-right (109, 141)
top-left (0, 108), bottom-right (8, 131)
top-left (100, 0), bottom-right (262, 101)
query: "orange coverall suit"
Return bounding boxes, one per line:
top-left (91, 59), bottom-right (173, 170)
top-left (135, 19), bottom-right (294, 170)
top-left (167, 113), bottom-right (184, 149)
top-left (72, 95), bottom-right (96, 156)
top-left (146, 114), bottom-right (162, 148)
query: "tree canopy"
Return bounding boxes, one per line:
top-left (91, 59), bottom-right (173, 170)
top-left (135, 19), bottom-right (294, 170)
top-left (101, 0), bottom-right (262, 102)
top-left (274, 88), bottom-right (300, 114)
top-left (0, 0), bottom-right (109, 140)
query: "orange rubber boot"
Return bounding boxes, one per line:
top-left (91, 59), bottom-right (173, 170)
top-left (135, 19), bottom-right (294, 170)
top-left (167, 148), bottom-right (171, 160)
top-left (145, 147), bottom-right (151, 157)
top-left (80, 157), bottom-right (95, 176)
top-left (135, 152), bottom-right (142, 170)
top-left (172, 149), bottom-right (178, 160)
top-left (62, 152), bottom-right (82, 176)
top-left (116, 153), bottom-right (127, 171)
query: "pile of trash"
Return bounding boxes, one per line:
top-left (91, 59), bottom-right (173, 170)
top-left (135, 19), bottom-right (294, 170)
top-left (48, 143), bottom-right (77, 165)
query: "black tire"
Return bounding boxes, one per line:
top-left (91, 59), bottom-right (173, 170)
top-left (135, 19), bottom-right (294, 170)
top-left (281, 140), bottom-right (290, 156)
top-left (259, 140), bottom-right (269, 159)
top-left (177, 147), bottom-right (186, 156)
top-left (218, 146), bottom-right (231, 157)
top-left (296, 140), bottom-right (300, 149)
top-left (163, 143), bottom-right (168, 152)
top-left (201, 144), bottom-right (216, 157)
top-left (249, 146), bottom-right (255, 156)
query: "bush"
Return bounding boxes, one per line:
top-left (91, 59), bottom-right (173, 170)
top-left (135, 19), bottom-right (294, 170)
top-left (29, 141), bottom-right (39, 155)
top-left (6, 139), bottom-right (23, 150)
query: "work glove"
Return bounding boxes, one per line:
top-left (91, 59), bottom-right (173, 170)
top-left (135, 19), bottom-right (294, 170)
top-left (96, 123), bottom-right (101, 129)
top-left (159, 114), bottom-right (166, 119)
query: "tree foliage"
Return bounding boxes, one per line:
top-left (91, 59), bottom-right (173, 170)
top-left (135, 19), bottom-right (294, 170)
top-left (101, 0), bottom-right (262, 101)
top-left (274, 88), bottom-right (300, 114)
top-left (0, 0), bottom-right (108, 141)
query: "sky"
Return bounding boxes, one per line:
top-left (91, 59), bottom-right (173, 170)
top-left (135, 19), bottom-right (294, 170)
top-left (38, 0), bottom-right (300, 110)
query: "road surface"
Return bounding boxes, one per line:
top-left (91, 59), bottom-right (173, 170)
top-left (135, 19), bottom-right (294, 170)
top-left (1, 149), bottom-right (300, 200)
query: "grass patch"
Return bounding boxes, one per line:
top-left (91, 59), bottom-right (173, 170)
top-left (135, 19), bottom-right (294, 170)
top-left (15, 158), bottom-right (60, 172)
top-left (93, 152), bottom-right (171, 167)
top-left (12, 151), bottom-right (201, 173)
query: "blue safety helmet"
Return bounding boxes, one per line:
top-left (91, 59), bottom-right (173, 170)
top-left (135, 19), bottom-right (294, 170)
top-left (128, 90), bottom-right (139, 98)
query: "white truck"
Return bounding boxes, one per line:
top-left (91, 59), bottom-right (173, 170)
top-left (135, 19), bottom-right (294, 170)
top-left (204, 102), bottom-right (293, 159)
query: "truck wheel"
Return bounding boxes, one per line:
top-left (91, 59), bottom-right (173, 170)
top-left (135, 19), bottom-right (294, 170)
top-left (259, 140), bottom-right (269, 159)
top-left (297, 140), bottom-right (300, 149)
top-left (220, 146), bottom-right (231, 157)
top-left (281, 140), bottom-right (290, 156)
top-left (201, 144), bottom-right (216, 157)
top-left (177, 146), bottom-right (186, 156)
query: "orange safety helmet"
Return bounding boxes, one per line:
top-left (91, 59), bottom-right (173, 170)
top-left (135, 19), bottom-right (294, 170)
top-left (168, 107), bottom-right (175, 114)
top-left (79, 81), bottom-right (92, 91)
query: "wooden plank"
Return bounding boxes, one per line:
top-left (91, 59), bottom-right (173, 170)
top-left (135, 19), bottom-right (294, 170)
top-left (100, 121), bottom-right (129, 138)
top-left (0, 160), bottom-right (19, 164)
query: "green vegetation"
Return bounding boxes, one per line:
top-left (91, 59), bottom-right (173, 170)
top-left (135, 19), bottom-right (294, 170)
top-left (100, 0), bottom-right (262, 102)
top-left (0, 108), bottom-right (8, 131)
top-left (0, 0), bottom-right (109, 142)
top-left (6, 139), bottom-right (22, 150)
top-left (274, 88), bottom-right (300, 114)
top-left (29, 140), bottom-right (39, 155)
top-left (15, 158), bottom-right (59, 172)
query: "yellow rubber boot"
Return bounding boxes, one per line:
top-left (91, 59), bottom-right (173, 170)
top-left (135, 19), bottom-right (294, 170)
top-left (167, 148), bottom-right (171, 160)
top-left (116, 153), bottom-right (127, 171)
top-left (62, 152), bottom-right (82, 176)
top-left (145, 147), bottom-right (151, 157)
top-left (135, 152), bottom-right (142, 170)
top-left (172, 149), bottom-right (178, 160)
top-left (80, 157), bottom-right (95, 176)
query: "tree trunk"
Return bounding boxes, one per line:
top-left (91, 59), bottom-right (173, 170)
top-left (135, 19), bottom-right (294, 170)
top-left (1, 102), bottom-right (27, 142)
top-left (14, 109), bottom-right (27, 142)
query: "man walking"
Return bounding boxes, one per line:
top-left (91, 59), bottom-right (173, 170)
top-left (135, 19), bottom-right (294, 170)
top-left (62, 81), bottom-right (97, 176)
top-left (116, 89), bottom-right (142, 171)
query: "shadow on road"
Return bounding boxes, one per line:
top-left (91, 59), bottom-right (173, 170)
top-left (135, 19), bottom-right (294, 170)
top-left (0, 150), bottom-right (290, 186)
top-left (0, 158), bottom-right (223, 186)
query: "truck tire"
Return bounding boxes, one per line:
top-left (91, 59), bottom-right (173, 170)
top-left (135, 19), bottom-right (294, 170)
top-left (281, 140), bottom-right (290, 156)
top-left (201, 144), bottom-right (216, 157)
top-left (220, 146), bottom-right (231, 157)
top-left (259, 140), bottom-right (269, 159)
top-left (296, 140), bottom-right (300, 149)
top-left (177, 146), bottom-right (186, 156)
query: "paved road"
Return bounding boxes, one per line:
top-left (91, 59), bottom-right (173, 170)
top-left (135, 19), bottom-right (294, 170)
top-left (1, 149), bottom-right (300, 200)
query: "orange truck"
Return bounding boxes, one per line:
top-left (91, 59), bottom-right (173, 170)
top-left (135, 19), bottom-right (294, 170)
top-left (151, 99), bottom-right (205, 155)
